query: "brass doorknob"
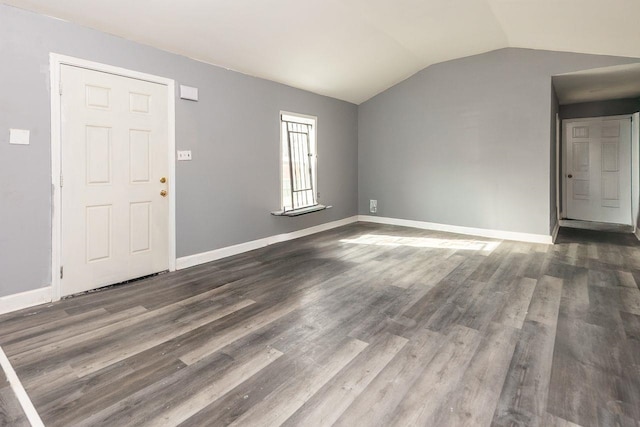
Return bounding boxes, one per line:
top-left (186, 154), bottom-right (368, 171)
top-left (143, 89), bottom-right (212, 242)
top-left (160, 177), bottom-right (167, 183)
top-left (160, 190), bottom-right (167, 197)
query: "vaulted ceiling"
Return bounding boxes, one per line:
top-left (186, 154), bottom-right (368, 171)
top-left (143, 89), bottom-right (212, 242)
top-left (3, 0), bottom-right (640, 104)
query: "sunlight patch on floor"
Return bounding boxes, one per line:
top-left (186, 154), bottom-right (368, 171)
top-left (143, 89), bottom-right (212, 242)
top-left (340, 234), bottom-right (501, 253)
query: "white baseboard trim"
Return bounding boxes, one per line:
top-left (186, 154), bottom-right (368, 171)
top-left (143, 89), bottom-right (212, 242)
top-left (358, 215), bottom-right (554, 244)
top-left (0, 286), bottom-right (52, 316)
top-left (176, 216), bottom-right (359, 270)
top-left (551, 221), bottom-right (561, 243)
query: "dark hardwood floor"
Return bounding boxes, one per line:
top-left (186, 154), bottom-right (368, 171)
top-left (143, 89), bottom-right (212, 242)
top-left (0, 222), bottom-right (639, 426)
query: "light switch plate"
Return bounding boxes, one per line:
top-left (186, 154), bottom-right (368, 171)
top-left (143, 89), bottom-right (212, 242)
top-left (177, 150), bottom-right (192, 161)
top-left (9, 128), bottom-right (30, 145)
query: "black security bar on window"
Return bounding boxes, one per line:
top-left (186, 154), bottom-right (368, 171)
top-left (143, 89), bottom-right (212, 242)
top-left (283, 120), bottom-right (316, 212)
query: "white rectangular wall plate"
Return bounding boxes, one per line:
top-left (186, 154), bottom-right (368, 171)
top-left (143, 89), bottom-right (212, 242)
top-left (179, 85), bottom-right (198, 101)
top-left (369, 199), bottom-right (377, 213)
top-left (9, 128), bottom-right (30, 145)
top-left (177, 150), bottom-right (192, 161)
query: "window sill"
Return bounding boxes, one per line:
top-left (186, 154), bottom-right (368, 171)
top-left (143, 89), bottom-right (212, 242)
top-left (271, 204), bottom-right (331, 217)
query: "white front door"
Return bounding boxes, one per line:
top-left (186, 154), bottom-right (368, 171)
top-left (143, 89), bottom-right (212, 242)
top-left (564, 116), bottom-right (632, 225)
top-left (60, 65), bottom-right (170, 296)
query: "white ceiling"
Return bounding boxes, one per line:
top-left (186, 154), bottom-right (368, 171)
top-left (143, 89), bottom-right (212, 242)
top-left (3, 0), bottom-right (640, 104)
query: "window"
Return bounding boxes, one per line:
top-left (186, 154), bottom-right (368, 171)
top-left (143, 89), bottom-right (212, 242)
top-left (280, 112), bottom-right (318, 213)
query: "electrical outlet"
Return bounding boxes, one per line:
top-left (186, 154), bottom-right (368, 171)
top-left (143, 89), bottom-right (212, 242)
top-left (177, 150), bottom-right (192, 161)
top-left (369, 199), bottom-right (377, 214)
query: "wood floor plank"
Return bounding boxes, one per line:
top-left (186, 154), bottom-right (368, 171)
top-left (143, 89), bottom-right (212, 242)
top-left (596, 408), bottom-right (639, 427)
top-left (467, 242), bottom-right (511, 282)
top-left (58, 264), bottom-right (223, 315)
top-left (70, 298), bottom-right (254, 377)
top-left (281, 333), bottom-right (408, 426)
top-left (10, 284), bottom-right (240, 368)
top-left (437, 322), bottom-right (518, 426)
top-left (0, 307), bottom-right (69, 337)
top-left (547, 298), bottom-right (640, 426)
top-left (620, 311), bottom-right (640, 340)
top-left (560, 267), bottom-right (589, 304)
top-left (179, 312), bottom-right (381, 426)
top-left (492, 277), bottom-right (537, 329)
top-left (424, 279), bottom-right (487, 332)
top-left (387, 325), bottom-right (483, 426)
top-left (143, 348), bottom-right (283, 426)
top-left (491, 320), bottom-right (557, 427)
top-left (543, 412), bottom-right (584, 426)
top-left (333, 329), bottom-right (445, 427)
top-left (75, 347), bottom-right (279, 427)
top-left (40, 357), bottom-right (186, 426)
top-left (0, 224), bottom-right (638, 426)
top-left (3, 306), bottom-right (148, 355)
top-left (525, 275), bottom-right (563, 326)
top-left (455, 252), bottom-right (535, 333)
top-left (228, 337), bottom-right (369, 427)
top-left (0, 366), bottom-right (29, 427)
top-left (406, 252), bottom-right (467, 289)
top-left (588, 284), bottom-right (640, 315)
top-left (178, 301), bottom-right (315, 366)
top-left (0, 307), bottom-right (109, 346)
top-left (0, 386), bottom-right (29, 427)
top-left (177, 354), bottom-right (294, 427)
top-left (22, 363), bottom-right (80, 395)
top-left (616, 271), bottom-right (639, 289)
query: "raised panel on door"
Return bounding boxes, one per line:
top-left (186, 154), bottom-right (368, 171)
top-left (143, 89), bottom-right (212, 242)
top-left (130, 201), bottom-right (152, 254)
top-left (85, 205), bottom-right (112, 262)
top-left (60, 65), bottom-right (169, 296)
top-left (85, 85), bottom-right (110, 109)
top-left (571, 140), bottom-right (590, 201)
top-left (86, 126), bottom-right (112, 185)
top-left (601, 139), bottom-right (620, 208)
top-left (130, 129), bottom-right (151, 183)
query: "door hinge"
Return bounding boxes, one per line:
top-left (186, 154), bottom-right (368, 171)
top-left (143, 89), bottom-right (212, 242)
top-left (60, 266), bottom-right (64, 279)
top-left (59, 78), bottom-right (63, 96)
top-left (60, 173), bottom-right (64, 187)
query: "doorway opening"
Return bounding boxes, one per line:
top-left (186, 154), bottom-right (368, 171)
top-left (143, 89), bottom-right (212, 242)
top-left (552, 64), bottom-right (640, 239)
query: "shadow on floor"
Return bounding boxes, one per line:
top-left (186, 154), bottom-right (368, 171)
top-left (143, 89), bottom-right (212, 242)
top-left (556, 226), bottom-right (639, 246)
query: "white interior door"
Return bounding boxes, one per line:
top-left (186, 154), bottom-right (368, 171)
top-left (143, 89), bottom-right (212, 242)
top-left (61, 65), bottom-right (169, 296)
top-left (564, 117), bottom-right (632, 225)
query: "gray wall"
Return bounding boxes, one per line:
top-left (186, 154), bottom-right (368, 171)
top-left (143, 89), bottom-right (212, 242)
top-left (0, 5), bottom-right (358, 298)
top-left (358, 48), bottom-right (639, 236)
top-left (559, 98), bottom-right (640, 119)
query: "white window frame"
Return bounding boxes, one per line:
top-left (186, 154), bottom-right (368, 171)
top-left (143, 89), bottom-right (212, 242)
top-left (279, 111), bottom-right (318, 213)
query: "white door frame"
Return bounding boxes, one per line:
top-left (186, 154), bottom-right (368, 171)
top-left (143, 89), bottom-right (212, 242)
top-left (50, 53), bottom-right (176, 301)
top-left (633, 112), bottom-right (640, 237)
top-left (555, 113), bottom-right (561, 223)
top-left (560, 114), bottom-right (637, 229)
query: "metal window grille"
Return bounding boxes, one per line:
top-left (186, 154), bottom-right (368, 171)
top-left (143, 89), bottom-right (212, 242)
top-left (283, 119), bottom-right (316, 212)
